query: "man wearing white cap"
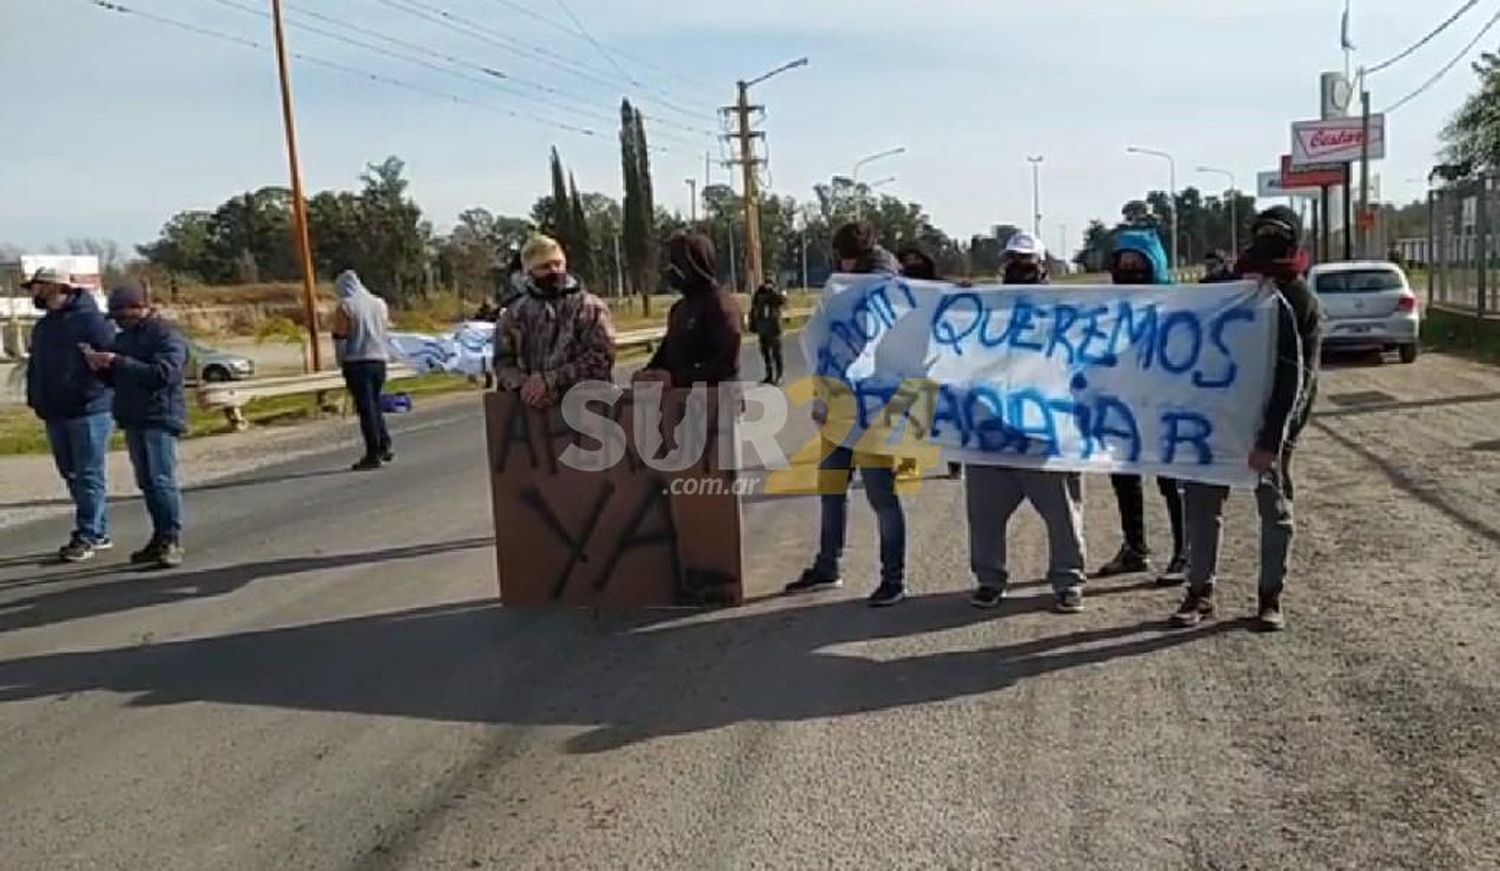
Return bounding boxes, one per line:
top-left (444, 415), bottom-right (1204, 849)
top-left (963, 233), bottom-right (1089, 614)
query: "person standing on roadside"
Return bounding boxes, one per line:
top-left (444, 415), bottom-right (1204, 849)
top-left (785, 221), bottom-right (910, 608)
top-left (1202, 249), bottom-right (1236, 283)
top-left (331, 270), bottom-right (394, 472)
top-left (1095, 229), bottom-right (1191, 586)
top-left (1173, 206), bottom-right (1322, 632)
top-left (24, 267), bottom-right (116, 563)
top-left (749, 280), bottom-right (787, 385)
top-left (635, 232), bottom-right (742, 388)
top-left (82, 285), bottom-right (188, 569)
top-left (494, 234), bottom-right (616, 408)
top-left (895, 246), bottom-right (962, 480)
top-left (964, 233), bottom-right (1090, 614)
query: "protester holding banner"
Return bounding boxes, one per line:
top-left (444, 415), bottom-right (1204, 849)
top-left (1096, 229), bottom-right (1190, 586)
top-left (494, 234), bottom-right (616, 408)
top-left (749, 280), bottom-right (787, 385)
top-left (785, 221), bottom-right (909, 608)
top-left (636, 232), bottom-right (742, 388)
top-left (896, 246), bottom-right (961, 480)
top-left (332, 270), bottom-right (395, 472)
top-left (962, 233), bottom-right (1089, 613)
top-left (1174, 207), bottom-right (1322, 632)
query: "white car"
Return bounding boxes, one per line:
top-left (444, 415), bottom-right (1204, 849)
top-left (1307, 261), bottom-right (1421, 364)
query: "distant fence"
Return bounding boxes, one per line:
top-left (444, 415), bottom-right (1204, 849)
top-left (1424, 176), bottom-right (1497, 318)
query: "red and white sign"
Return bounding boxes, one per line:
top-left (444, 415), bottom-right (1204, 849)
top-left (1291, 115), bottom-right (1385, 166)
top-left (1280, 154), bottom-right (1344, 191)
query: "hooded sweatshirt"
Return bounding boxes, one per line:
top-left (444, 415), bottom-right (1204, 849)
top-left (26, 289), bottom-right (116, 421)
top-left (1110, 229), bottom-right (1173, 284)
top-left (494, 272), bottom-right (615, 400)
top-left (332, 271), bottom-right (391, 364)
top-left (648, 234), bottom-right (743, 387)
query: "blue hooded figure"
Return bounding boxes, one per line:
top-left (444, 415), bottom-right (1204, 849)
top-left (1109, 229), bottom-right (1172, 285)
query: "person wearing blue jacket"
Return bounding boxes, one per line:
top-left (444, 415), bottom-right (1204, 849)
top-left (23, 267), bottom-right (117, 562)
top-left (1094, 229), bottom-right (1190, 586)
top-left (82, 285), bottom-right (189, 569)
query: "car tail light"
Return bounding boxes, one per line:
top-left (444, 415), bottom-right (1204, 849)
top-left (1397, 294), bottom-right (1418, 312)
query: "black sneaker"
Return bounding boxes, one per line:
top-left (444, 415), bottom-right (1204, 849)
top-left (91, 536), bottom-right (114, 552)
top-left (130, 537), bottom-right (164, 566)
top-left (1172, 586), bottom-right (1217, 627)
top-left (1257, 594), bottom-right (1286, 632)
top-left (1052, 589), bottom-right (1085, 614)
top-left (156, 541), bottom-right (185, 569)
top-left (58, 538), bottom-right (96, 563)
top-left (1156, 554), bottom-right (1189, 587)
top-left (970, 585), bottom-right (1006, 610)
top-left (868, 582), bottom-right (908, 608)
top-left (380, 447), bottom-right (395, 463)
top-left (784, 569), bottom-right (842, 595)
top-left (1096, 544), bottom-right (1150, 578)
top-left (352, 456), bottom-right (383, 472)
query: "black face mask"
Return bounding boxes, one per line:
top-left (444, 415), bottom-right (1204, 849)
top-left (1003, 263), bottom-right (1042, 285)
top-left (666, 263), bottom-right (688, 291)
top-left (1112, 270), bottom-right (1153, 285)
top-left (32, 293), bottom-right (49, 311)
top-left (1248, 234), bottom-right (1293, 263)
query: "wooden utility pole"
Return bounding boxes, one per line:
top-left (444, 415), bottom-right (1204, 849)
top-left (271, 0), bottom-right (322, 372)
top-left (732, 81), bottom-right (764, 293)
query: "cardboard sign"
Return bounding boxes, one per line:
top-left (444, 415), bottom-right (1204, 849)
top-left (484, 390), bottom-right (744, 609)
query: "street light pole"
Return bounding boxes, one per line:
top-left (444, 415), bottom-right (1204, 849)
top-left (1196, 165), bottom-right (1238, 256)
top-left (1128, 146), bottom-right (1179, 273)
top-left (686, 178), bottom-right (697, 224)
top-left (852, 147), bottom-right (906, 219)
top-left (729, 57), bottom-right (808, 293)
top-left (1027, 156), bottom-right (1044, 239)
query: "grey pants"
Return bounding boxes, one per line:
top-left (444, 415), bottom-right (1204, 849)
top-left (966, 465), bottom-right (1087, 594)
top-left (1183, 452), bottom-right (1295, 598)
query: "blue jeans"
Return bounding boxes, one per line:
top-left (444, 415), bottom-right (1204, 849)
top-left (342, 361), bottom-right (391, 460)
top-left (125, 427), bottom-right (183, 542)
top-left (45, 413), bottom-right (113, 543)
top-left (814, 446), bottom-right (906, 585)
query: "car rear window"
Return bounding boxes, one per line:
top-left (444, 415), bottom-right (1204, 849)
top-left (1314, 270), bottom-right (1405, 294)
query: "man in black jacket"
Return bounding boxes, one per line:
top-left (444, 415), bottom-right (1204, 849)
top-left (749, 280), bottom-right (787, 385)
top-left (83, 285), bottom-right (190, 569)
top-left (1173, 207), bottom-right (1322, 631)
top-left (24, 267), bottom-right (117, 562)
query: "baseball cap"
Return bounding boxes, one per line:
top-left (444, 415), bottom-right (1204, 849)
top-left (21, 266), bottom-right (72, 289)
top-left (1004, 232), bottom-right (1046, 259)
top-left (107, 284), bottom-right (149, 316)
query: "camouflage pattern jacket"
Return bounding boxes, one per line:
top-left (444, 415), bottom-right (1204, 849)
top-left (493, 276), bottom-right (616, 403)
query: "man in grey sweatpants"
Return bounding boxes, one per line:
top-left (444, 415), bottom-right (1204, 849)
top-left (965, 233), bottom-right (1088, 615)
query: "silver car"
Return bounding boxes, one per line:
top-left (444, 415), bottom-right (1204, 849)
top-left (1308, 261), bottom-right (1421, 364)
top-left (188, 344), bottom-right (256, 383)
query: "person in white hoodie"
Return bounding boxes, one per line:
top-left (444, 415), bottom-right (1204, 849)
top-left (331, 270), bottom-right (394, 471)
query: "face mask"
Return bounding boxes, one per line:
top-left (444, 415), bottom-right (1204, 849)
top-left (1248, 234), bottom-right (1293, 263)
top-left (1003, 262), bottom-right (1042, 285)
top-left (531, 272), bottom-right (567, 293)
top-left (1112, 270), bottom-right (1152, 285)
top-left (666, 262), bottom-right (688, 291)
top-left (32, 293), bottom-right (49, 311)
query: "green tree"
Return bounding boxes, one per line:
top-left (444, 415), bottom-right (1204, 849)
top-left (568, 173), bottom-right (594, 285)
top-left (620, 100), bottom-right (658, 307)
top-left (1442, 51), bottom-right (1500, 173)
top-left (137, 211), bottom-right (213, 279)
top-left (356, 156), bottom-right (430, 305)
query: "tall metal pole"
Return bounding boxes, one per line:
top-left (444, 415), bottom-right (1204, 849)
top-left (270, 0), bottom-right (321, 372)
top-left (1196, 166), bottom-right (1238, 255)
top-left (1027, 156), bottom-right (1044, 239)
top-left (1127, 147), bottom-right (1179, 273)
top-left (1359, 78), bottom-right (1372, 259)
top-left (735, 80), bottom-right (764, 292)
top-left (686, 178), bottom-right (697, 224)
top-left (1343, 163), bottom-right (1355, 261)
top-left (613, 233), bottom-right (624, 298)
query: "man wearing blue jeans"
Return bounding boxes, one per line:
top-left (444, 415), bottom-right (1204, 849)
top-left (24, 267), bottom-right (117, 562)
top-left (785, 221), bottom-right (909, 607)
top-left (83, 285), bottom-right (189, 569)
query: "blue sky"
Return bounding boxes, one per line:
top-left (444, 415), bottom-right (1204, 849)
top-left (1, 0), bottom-right (1488, 255)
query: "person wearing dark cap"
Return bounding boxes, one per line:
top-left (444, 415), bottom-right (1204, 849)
top-left (785, 221), bottom-right (910, 607)
top-left (895, 246), bottom-right (962, 480)
top-left (749, 280), bottom-right (787, 385)
top-left (1173, 205), bottom-right (1322, 632)
top-left (24, 266), bottom-right (117, 562)
top-left (81, 285), bottom-right (189, 569)
top-left (637, 232), bottom-right (743, 388)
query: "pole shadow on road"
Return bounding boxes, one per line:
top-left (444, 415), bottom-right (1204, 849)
top-left (0, 468), bottom-right (351, 512)
top-left (0, 594), bottom-right (1248, 752)
top-left (0, 537), bottom-right (494, 633)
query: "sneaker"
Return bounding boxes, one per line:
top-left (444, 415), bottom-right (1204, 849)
top-left (1156, 553), bottom-right (1189, 587)
top-left (130, 537), bottom-right (164, 566)
top-left (58, 538), bottom-right (96, 563)
top-left (784, 569), bottom-right (842, 595)
top-left (155, 541), bottom-right (185, 569)
top-left (1171, 586), bottom-right (1217, 628)
top-left (868, 582), bottom-right (908, 608)
top-left (91, 536), bottom-right (114, 552)
top-left (970, 585), bottom-right (1006, 610)
top-left (380, 450), bottom-right (395, 464)
top-left (1052, 589), bottom-right (1085, 614)
top-left (1257, 594), bottom-right (1286, 632)
top-left (351, 456), bottom-right (383, 472)
top-left (1096, 544), bottom-right (1150, 578)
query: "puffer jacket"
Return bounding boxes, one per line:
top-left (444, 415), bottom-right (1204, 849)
top-left (26, 290), bottom-right (115, 421)
top-left (105, 316), bottom-right (189, 435)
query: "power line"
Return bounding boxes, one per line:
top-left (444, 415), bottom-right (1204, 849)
top-left (81, 0), bottom-right (616, 142)
top-left (1383, 7), bottom-right (1500, 112)
top-left (552, 0), bottom-right (639, 85)
top-left (1366, 0), bottom-right (1483, 75)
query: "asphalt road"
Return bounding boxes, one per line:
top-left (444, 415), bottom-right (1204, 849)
top-left (2, 342), bottom-right (1498, 869)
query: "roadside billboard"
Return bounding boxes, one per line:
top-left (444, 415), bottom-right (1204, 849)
top-left (1258, 170), bottom-right (1319, 199)
top-left (1291, 115), bottom-right (1386, 166)
top-left (1281, 154), bottom-right (1345, 190)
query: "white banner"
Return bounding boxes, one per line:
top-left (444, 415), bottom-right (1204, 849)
top-left (801, 276), bottom-right (1281, 488)
top-left (388, 321), bottom-right (495, 376)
